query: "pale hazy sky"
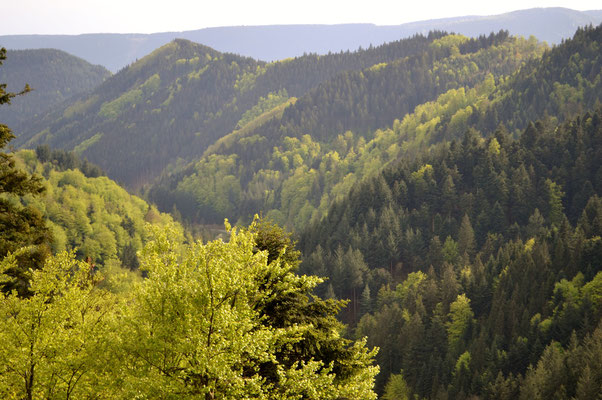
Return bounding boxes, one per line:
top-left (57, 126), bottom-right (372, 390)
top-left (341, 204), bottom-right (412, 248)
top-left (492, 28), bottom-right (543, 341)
top-left (2, 0), bottom-right (601, 35)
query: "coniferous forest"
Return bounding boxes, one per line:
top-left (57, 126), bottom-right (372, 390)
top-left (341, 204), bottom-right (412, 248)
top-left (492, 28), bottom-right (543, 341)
top-left (1, 17), bottom-right (602, 399)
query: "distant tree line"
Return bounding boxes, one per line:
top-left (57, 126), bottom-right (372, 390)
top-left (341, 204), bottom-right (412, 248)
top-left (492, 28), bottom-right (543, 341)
top-left (35, 144), bottom-right (104, 177)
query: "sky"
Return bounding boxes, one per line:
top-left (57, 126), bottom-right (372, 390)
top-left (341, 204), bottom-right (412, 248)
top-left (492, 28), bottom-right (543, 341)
top-left (2, 0), bottom-right (601, 35)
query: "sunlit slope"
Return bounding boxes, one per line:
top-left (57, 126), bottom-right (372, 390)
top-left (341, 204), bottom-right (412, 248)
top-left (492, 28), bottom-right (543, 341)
top-left (16, 34), bottom-right (451, 188)
top-left (148, 32), bottom-right (549, 228)
top-left (13, 149), bottom-right (176, 272)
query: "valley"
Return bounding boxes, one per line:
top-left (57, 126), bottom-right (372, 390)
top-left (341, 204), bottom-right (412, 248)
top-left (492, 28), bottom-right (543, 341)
top-left (1, 11), bottom-right (602, 399)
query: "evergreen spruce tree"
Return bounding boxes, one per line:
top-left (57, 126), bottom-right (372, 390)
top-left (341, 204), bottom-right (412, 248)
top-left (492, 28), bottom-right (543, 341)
top-left (250, 218), bottom-right (378, 394)
top-left (458, 213), bottom-right (476, 257)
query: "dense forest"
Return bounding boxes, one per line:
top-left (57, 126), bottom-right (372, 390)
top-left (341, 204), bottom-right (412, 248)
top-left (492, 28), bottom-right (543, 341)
top-left (0, 46), bottom-right (379, 398)
top-left (15, 33), bottom-right (468, 187)
top-left (149, 25), bottom-right (601, 233)
top-left (147, 33), bottom-right (542, 226)
top-left (0, 49), bottom-right (110, 127)
top-left (14, 148), bottom-right (173, 272)
top-left (300, 107), bottom-right (602, 397)
top-left (2, 20), bottom-right (602, 400)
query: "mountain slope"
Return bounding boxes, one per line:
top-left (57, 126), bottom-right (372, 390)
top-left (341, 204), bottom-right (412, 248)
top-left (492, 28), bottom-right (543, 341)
top-left (14, 33), bottom-right (455, 187)
top-left (299, 107), bottom-right (602, 397)
top-left (0, 48), bottom-right (110, 127)
top-left (292, 25), bottom-right (602, 397)
top-left (1, 8), bottom-right (599, 72)
top-left (471, 24), bottom-right (602, 133)
top-left (13, 40), bottom-right (262, 187)
top-left (147, 32), bottom-right (550, 228)
top-left (13, 149), bottom-right (176, 273)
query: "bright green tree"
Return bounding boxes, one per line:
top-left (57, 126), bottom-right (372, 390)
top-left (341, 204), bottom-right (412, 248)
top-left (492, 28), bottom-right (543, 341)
top-left (447, 293), bottom-right (475, 355)
top-left (114, 220), bottom-right (379, 399)
top-left (382, 371), bottom-right (411, 400)
top-left (0, 250), bottom-right (115, 399)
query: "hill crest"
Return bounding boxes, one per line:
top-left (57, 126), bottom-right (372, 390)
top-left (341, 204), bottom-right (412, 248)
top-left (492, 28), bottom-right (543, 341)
top-left (1, 7), bottom-right (600, 72)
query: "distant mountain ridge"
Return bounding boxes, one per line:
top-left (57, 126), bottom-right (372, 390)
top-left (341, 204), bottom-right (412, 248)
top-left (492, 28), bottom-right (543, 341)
top-left (16, 34), bottom-right (452, 188)
top-left (144, 24), bottom-right (602, 229)
top-left (1, 7), bottom-right (600, 72)
top-left (0, 49), bottom-right (110, 127)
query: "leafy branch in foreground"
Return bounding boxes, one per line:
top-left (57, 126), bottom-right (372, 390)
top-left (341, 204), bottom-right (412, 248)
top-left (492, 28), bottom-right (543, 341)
top-left (116, 219), bottom-right (378, 399)
top-left (0, 250), bottom-right (115, 399)
top-left (0, 219), bottom-right (379, 399)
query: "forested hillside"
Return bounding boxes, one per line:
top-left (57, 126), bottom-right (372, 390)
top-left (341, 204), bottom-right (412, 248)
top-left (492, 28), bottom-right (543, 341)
top-left (470, 24), bottom-right (602, 133)
top-left (2, 18), bottom-right (602, 399)
top-left (147, 32), bottom-right (543, 227)
top-left (1, 47), bottom-right (379, 398)
top-left (12, 148), bottom-right (176, 279)
top-left (15, 34), bottom-right (452, 187)
top-left (0, 49), bottom-right (110, 127)
top-left (291, 28), bottom-right (602, 395)
top-left (149, 25), bottom-right (602, 232)
top-left (298, 104), bottom-right (602, 398)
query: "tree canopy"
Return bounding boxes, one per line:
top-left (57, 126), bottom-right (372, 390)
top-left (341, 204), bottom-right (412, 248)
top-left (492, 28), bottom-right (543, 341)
top-left (0, 220), bottom-right (379, 399)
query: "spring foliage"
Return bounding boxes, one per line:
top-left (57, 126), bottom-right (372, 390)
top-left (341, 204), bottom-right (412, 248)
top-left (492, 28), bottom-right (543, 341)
top-left (0, 221), bottom-right (378, 399)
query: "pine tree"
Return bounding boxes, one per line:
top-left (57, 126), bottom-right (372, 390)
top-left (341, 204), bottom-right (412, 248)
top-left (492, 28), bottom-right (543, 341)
top-left (360, 283), bottom-right (373, 315)
top-left (457, 213), bottom-right (476, 257)
top-left (546, 179), bottom-right (565, 228)
top-left (250, 219), bottom-right (377, 394)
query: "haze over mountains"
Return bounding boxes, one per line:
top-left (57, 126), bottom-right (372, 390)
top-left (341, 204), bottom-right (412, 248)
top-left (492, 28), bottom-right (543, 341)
top-left (12, 23), bottom-right (602, 232)
top-left (0, 49), bottom-right (110, 127)
top-left (2, 4), bottom-right (602, 399)
top-left (17, 36), bottom-right (449, 187)
top-left (2, 7), bottom-right (600, 72)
